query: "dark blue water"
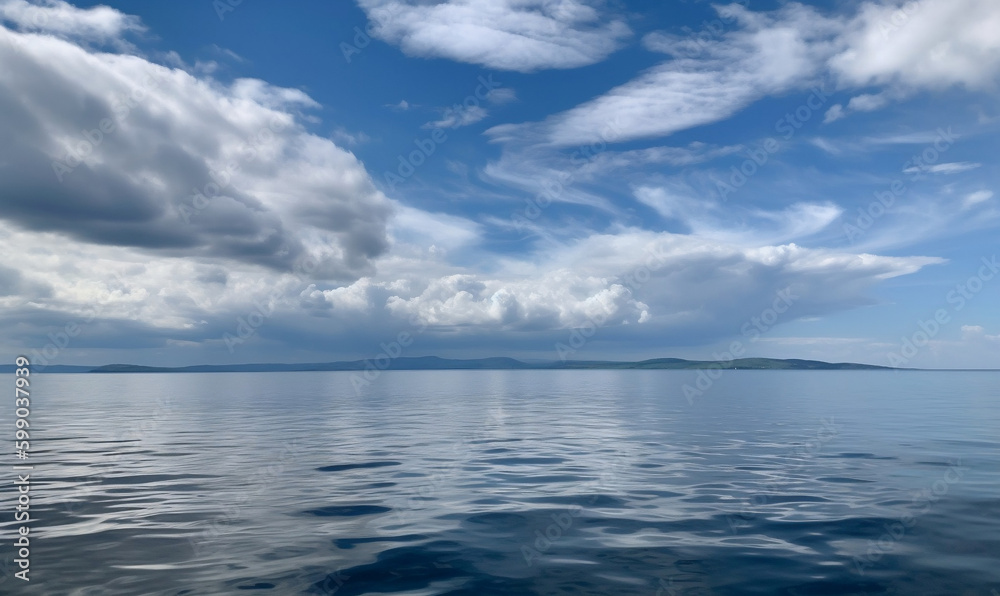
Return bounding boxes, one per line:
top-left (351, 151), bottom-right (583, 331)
top-left (3, 370), bottom-right (999, 595)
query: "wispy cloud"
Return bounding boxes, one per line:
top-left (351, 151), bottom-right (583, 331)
top-left (903, 162), bottom-right (981, 175)
top-left (356, 0), bottom-right (631, 72)
top-left (424, 105), bottom-right (487, 129)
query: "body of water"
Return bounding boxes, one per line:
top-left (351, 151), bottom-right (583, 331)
top-left (3, 370), bottom-right (999, 594)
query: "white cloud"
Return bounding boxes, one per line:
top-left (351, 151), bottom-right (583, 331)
top-left (356, 0), bottom-right (631, 72)
top-left (902, 161), bottom-right (981, 175)
top-left (809, 137), bottom-right (841, 154)
top-left (0, 21), bottom-right (392, 282)
top-left (830, 0), bottom-right (1000, 90)
top-left (381, 231), bottom-right (942, 331)
top-left (962, 325), bottom-right (1000, 342)
top-left (823, 91), bottom-right (894, 122)
top-left (489, 0), bottom-right (1000, 147)
top-left (424, 104), bottom-right (488, 129)
top-left (847, 92), bottom-right (891, 112)
top-left (0, 0), bottom-right (143, 42)
top-left (823, 104), bottom-right (846, 123)
top-left (330, 126), bottom-right (371, 147)
top-left (389, 203), bottom-right (481, 253)
top-left (489, 3), bottom-right (837, 146)
top-left (385, 272), bottom-right (648, 329)
top-left (634, 187), bottom-right (704, 221)
top-left (485, 87), bottom-right (517, 105)
top-left (963, 190), bottom-right (994, 208)
top-left (306, 278), bottom-right (376, 313)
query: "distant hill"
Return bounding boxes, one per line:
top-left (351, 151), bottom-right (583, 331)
top-left (0, 364), bottom-right (95, 373)
top-left (549, 357), bottom-right (894, 370)
top-left (85, 357), bottom-right (534, 373)
top-left (0, 356), bottom-right (903, 373)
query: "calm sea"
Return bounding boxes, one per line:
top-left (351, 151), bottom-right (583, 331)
top-left (2, 370), bottom-right (999, 595)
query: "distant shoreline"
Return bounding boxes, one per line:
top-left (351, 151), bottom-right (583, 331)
top-left (4, 356), bottom-right (995, 373)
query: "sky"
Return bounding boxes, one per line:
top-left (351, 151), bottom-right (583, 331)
top-left (0, 0), bottom-right (998, 368)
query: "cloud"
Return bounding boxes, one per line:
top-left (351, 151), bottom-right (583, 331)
top-left (424, 104), bottom-right (488, 129)
top-left (823, 92), bottom-right (893, 122)
top-left (488, 3), bottom-right (837, 146)
top-left (823, 104), bottom-right (846, 123)
top-left (330, 126), bottom-right (371, 147)
top-left (422, 84), bottom-right (514, 129)
top-left (388, 203), bottom-right (481, 253)
top-left (634, 186), bottom-right (843, 245)
top-left (830, 0), bottom-right (1000, 90)
top-left (0, 0), bottom-right (143, 43)
top-left (385, 272), bottom-right (649, 329)
top-left (964, 190), bottom-right (994, 208)
top-left (380, 231), bottom-right (942, 334)
top-left (0, 21), bottom-right (393, 282)
top-left (489, 0), bottom-right (1000, 147)
top-left (356, 0), bottom-right (631, 72)
top-left (902, 161), bottom-right (981, 175)
top-left (962, 325), bottom-right (1000, 343)
top-left (847, 92), bottom-right (891, 112)
top-left (485, 87), bottom-right (517, 105)
top-left (480, 141), bottom-right (743, 222)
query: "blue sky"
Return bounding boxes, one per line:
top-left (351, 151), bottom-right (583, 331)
top-left (1, 0), bottom-right (998, 368)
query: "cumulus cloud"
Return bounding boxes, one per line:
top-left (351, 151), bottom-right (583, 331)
top-left (356, 0), bottom-right (631, 72)
top-left (385, 272), bottom-right (649, 329)
top-left (0, 20), bottom-right (393, 282)
top-left (830, 0), bottom-right (1000, 90)
top-left (377, 231), bottom-right (941, 333)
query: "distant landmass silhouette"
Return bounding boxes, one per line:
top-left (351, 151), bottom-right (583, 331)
top-left (1, 356), bottom-right (905, 373)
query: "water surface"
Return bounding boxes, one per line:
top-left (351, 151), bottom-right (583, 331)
top-left (3, 370), bottom-right (999, 594)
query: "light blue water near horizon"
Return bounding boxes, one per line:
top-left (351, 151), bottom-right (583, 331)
top-left (2, 370), bottom-right (999, 595)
